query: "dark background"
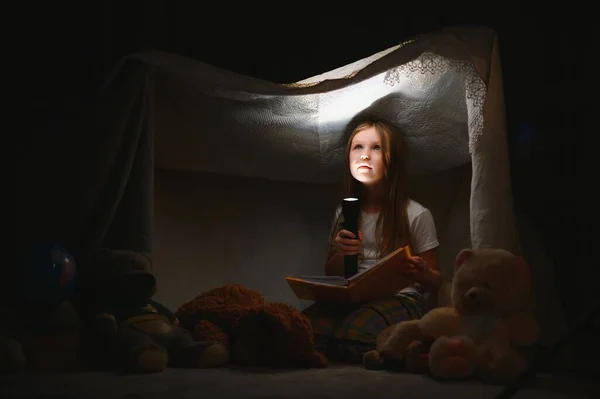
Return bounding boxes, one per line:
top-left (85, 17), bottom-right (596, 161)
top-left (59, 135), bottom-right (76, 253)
top-left (20, 4), bottom-right (597, 374)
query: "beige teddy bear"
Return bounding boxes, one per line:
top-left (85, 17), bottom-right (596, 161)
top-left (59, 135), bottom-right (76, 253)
top-left (363, 248), bottom-right (540, 384)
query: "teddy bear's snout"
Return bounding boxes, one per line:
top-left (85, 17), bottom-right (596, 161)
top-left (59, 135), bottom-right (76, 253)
top-left (465, 287), bottom-right (481, 301)
top-left (463, 286), bottom-right (499, 313)
top-left (463, 287), bottom-right (488, 310)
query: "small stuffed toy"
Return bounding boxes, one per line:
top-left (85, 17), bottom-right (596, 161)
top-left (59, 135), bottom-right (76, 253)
top-left (363, 248), bottom-right (540, 384)
top-left (81, 249), bottom-right (229, 373)
top-left (0, 336), bottom-right (26, 373)
top-left (1, 300), bottom-right (81, 373)
top-left (176, 284), bottom-right (328, 368)
top-left (1, 243), bottom-right (81, 373)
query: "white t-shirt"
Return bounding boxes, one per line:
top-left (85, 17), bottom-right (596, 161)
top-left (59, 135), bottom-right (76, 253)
top-left (329, 199), bottom-right (439, 294)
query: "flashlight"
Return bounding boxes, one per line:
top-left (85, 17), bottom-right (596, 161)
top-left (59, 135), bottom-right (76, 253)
top-left (341, 197), bottom-right (360, 278)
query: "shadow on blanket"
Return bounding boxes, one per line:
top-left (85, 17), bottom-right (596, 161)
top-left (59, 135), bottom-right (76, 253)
top-left (175, 284), bottom-right (327, 368)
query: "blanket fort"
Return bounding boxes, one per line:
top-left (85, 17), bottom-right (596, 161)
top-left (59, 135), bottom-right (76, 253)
top-left (17, 25), bottom-right (516, 305)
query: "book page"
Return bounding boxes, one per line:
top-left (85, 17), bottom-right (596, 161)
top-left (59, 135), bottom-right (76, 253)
top-left (285, 246), bottom-right (412, 303)
top-left (347, 246), bottom-right (409, 283)
top-left (287, 275), bottom-right (349, 286)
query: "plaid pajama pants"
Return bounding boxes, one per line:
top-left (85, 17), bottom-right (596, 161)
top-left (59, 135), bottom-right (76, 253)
top-left (302, 292), bottom-right (424, 363)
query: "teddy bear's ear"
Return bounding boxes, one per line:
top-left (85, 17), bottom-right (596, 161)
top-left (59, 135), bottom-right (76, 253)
top-left (455, 248), bottom-right (475, 271)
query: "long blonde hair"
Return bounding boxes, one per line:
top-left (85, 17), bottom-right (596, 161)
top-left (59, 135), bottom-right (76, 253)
top-left (331, 119), bottom-right (413, 258)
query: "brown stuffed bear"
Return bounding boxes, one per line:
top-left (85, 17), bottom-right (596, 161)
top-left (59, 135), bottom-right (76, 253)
top-left (175, 284), bottom-right (327, 368)
top-left (363, 248), bottom-right (540, 384)
top-left (80, 249), bottom-right (229, 373)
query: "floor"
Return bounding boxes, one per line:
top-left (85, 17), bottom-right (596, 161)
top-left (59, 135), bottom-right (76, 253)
top-left (2, 363), bottom-right (597, 399)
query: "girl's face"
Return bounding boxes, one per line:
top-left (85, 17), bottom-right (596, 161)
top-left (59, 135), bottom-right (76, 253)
top-left (349, 126), bottom-right (386, 187)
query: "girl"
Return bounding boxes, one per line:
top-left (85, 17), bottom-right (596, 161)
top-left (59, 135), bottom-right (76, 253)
top-left (303, 118), bottom-right (442, 363)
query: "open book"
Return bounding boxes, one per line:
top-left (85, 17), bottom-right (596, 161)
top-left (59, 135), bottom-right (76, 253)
top-left (286, 246), bottom-right (412, 304)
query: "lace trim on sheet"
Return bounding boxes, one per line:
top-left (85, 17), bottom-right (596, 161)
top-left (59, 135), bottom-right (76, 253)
top-left (383, 52), bottom-right (486, 153)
